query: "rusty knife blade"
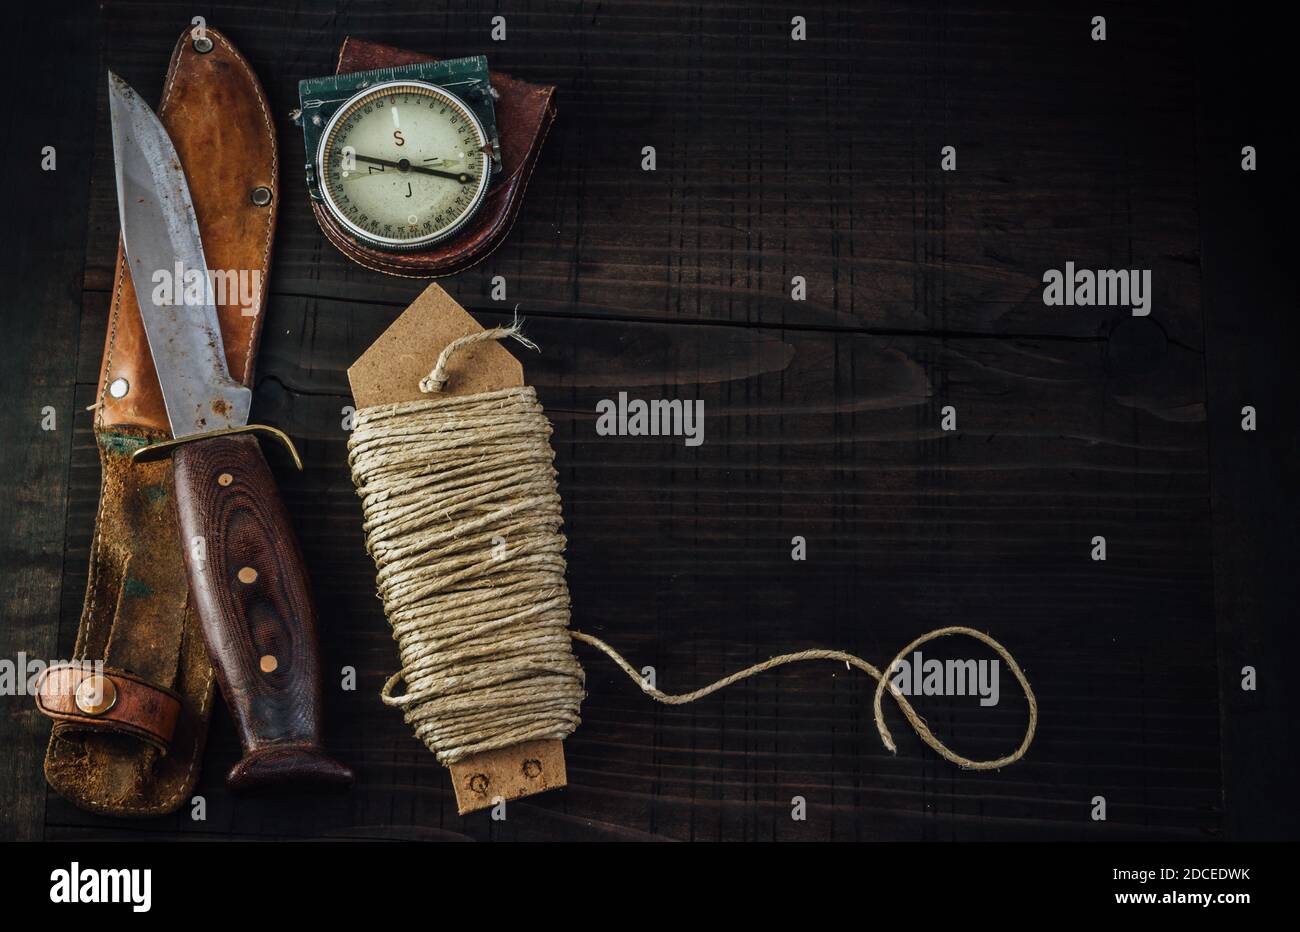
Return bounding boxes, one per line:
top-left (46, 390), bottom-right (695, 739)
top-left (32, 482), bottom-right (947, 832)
top-left (107, 71), bottom-right (251, 437)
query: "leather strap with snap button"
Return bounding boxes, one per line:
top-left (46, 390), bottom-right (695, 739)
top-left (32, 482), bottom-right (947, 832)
top-left (35, 664), bottom-right (182, 754)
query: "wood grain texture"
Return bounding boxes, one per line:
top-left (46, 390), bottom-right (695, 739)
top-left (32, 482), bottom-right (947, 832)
top-left (173, 433), bottom-right (352, 791)
top-left (1193, 15), bottom-right (1299, 840)
top-left (12, 0), bottom-right (1291, 841)
top-left (0, 3), bottom-right (99, 840)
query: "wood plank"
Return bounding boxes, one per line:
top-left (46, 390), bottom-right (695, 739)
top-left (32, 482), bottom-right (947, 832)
top-left (1193, 13), bottom-right (1300, 841)
top-left (0, 3), bottom-right (99, 841)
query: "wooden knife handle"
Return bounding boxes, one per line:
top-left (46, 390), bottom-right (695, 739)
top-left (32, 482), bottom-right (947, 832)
top-left (173, 433), bottom-right (352, 792)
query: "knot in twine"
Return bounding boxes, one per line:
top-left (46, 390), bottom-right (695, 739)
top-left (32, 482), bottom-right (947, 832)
top-left (417, 315), bottom-right (538, 394)
top-left (349, 323), bottom-right (1037, 771)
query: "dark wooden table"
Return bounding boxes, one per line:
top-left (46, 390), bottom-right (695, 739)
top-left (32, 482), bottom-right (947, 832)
top-left (2, 0), bottom-right (1294, 841)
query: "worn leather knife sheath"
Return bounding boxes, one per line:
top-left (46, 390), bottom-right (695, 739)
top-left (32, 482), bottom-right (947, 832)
top-left (312, 37), bottom-right (556, 277)
top-left (39, 26), bottom-right (277, 817)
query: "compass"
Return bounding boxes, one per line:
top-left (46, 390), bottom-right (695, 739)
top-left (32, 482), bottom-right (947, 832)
top-left (314, 79), bottom-right (492, 251)
top-left (297, 55), bottom-right (504, 264)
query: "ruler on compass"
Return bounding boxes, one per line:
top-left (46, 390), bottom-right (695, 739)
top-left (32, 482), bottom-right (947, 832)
top-left (297, 55), bottom-right (500, 201)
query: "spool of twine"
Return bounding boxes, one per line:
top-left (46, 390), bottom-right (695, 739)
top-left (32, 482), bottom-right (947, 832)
top-left (348, 324), bottom-right (1037, 771)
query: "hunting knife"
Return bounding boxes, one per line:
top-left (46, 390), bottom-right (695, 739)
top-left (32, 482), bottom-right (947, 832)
top-left (108, 71), bottom-right (352, 791)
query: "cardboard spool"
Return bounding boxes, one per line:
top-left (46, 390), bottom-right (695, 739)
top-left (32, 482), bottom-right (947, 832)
top-left (347, 284), bottom-right (567, 814)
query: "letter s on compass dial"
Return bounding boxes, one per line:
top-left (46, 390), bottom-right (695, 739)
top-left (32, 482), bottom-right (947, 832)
top-left (316, 80), bottom-right (492, 250)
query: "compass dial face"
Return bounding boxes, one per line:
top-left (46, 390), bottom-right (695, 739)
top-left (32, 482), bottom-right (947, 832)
top-left (317, 80), bottom-right (491, 250)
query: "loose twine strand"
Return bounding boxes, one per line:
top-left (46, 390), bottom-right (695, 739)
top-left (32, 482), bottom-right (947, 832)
top-left (347, 323), bottom-right (1037, 770)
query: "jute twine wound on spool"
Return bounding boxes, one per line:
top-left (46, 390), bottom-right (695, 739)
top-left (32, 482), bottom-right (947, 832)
top-left (348, 323), bottom-right (1038, 772)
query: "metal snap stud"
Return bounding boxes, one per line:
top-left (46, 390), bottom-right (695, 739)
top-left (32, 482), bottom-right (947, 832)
top-left (75, 675), bottom-right (118, 716)
top-left (193, 35), bottom-right (214, 53)
top-left (251, 186), bottom-right (273, 207)
top-left (108, 377), bottom-right (129, 399)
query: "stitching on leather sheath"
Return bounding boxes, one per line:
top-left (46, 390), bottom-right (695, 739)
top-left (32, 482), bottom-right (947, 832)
top-left (99, 554), bottom-right (132, 662)
top-left (214, 29), bottom-right (277, 384)
top-left (166, 664), bottom-right (214, 808)
top-left (46, 441), bottom-right (112, 772)
top-left (95, 260), bottom-right (128, 432)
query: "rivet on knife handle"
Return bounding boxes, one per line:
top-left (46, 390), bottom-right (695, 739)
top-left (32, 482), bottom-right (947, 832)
top-left (173, 433), bottom-right (352, 791)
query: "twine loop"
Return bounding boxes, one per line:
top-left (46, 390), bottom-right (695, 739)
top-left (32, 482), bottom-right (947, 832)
top-left (418, 316), bottom-right (538, 394)
top-left (572, 626), bottom-right (1037, 770)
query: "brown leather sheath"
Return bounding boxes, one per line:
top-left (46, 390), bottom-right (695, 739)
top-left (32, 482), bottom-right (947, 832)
top-left (311, 37), bottom-right (556, 277)
top-left (41, 26), bottom-right (277, 817)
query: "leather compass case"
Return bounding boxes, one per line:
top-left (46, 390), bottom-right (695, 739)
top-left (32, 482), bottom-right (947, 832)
top-left (311, 37), bottom-right (557, 278)
top-left (39, 25), bottom-right (278, 817)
